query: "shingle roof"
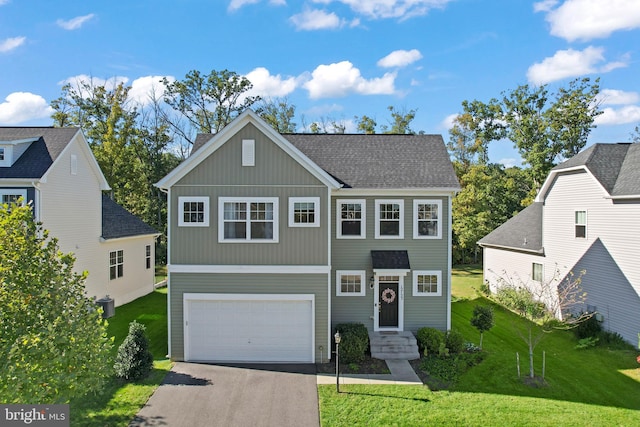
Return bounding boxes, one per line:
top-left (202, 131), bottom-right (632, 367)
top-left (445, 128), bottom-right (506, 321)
top-left (371, 250), bottom-right (411, 270)
top-left (0, 127), bottom-right (79, 179)
top-left (552, 142), bottom-right (640, 197)
top-left (194, 132), bottom-right (460, 189)
top-left (477, 202), bottom-right (544, 254)
top-left (101, 194), bottom-right (158, 239)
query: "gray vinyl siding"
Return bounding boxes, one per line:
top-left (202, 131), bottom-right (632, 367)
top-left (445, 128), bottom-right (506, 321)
top-left (331, 195), bottom-right (450, 332)
top-left (169, 272), bottom-right (329, 362)
top-left (170, 123), bottom-right (329, 266)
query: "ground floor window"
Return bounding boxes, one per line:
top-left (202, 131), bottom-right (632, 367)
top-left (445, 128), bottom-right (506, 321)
top-left (336, 270), bottom-right (365, 296)
top-left (145, 245), bottom-right (152, 270)
top-left (413, 270), bottom-right (441, 296)
top-left (110, 250), bottom-right (124, 280)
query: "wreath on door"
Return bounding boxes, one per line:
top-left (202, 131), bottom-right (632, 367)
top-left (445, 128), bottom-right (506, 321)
top-left (381, 288), bottom-right (396, 304)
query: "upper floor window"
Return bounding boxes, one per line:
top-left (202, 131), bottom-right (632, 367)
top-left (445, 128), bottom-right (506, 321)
top-left (289, 197), bottom-right (320, 227)
top-left (375, 199), bottom-right (404, 239)
top-left (109, 250), bottom-right (124, 280)
top-left (337, 199), bottom-right (366, 239)
top-left (575, 211), bottom-right (587, 238)
top-left (219, 197), bottom-right (279, 242)
top-left (532, 263), bottom-right (543, 282)
top-left (0, 189), bottom-right (27, 207)
top-left (414, 199), bottom-right (442, 239)
top-left (336, 270), bottom-right (366, 296)
top-left (413, 270), bottom-right (442, 296)
top-left (178, 196), bottom-right (209, 227)
top-left (0, 146), bottom-right (10, 167)
top-left (0, 147), bottom-right (4, 161)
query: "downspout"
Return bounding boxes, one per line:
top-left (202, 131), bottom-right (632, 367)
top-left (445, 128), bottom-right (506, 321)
top-left (31, 181), bottom-right (41, 222)
top-left (447, 192), bottom-right (453, 331)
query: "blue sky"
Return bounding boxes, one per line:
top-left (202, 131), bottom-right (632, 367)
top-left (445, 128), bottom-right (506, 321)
top-left (1, 0), bottom-right (639, 165)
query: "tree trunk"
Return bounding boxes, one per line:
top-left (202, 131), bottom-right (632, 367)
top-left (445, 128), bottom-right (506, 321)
top-left (479, 332), bottom-right (484, 350)
top-left (528, 328), bottom-right (535, 378)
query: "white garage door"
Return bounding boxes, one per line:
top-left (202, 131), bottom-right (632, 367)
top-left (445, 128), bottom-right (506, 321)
top-left (184, 294), bottom-right (314, 363)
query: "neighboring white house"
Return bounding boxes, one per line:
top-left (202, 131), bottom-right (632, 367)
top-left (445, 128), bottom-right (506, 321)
top-left (479, 142), bottom-right (640, 344)
top-left (0, 127), bottom-right (159, 307)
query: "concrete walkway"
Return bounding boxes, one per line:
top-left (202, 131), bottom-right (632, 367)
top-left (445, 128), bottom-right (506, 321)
top-left (316, 359), bottom-right (422, 385)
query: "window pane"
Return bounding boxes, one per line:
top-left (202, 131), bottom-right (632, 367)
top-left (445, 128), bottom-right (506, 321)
top-left (575, 211), bottom-right (586, 224)
top-left (340, 275), bottom-right (361, 293)
top-left (380, 221), bottom-right (399, 236)
top-left (341, 204), bottom-right (361, 219)
top-left (341, 220), bottom-right (361, 236)
top-left (294, 202), bottom-right (315, 223)
top-left (224, 222), bottom-right (246, 239)
top-left (250, 222), bottom-right (273, 239)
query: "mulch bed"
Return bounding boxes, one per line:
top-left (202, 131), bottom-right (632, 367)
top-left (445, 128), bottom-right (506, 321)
top-left (316, 355), bottom-right (391, 374)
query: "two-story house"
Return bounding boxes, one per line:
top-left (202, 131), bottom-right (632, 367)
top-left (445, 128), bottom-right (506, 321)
top-left (156, 109), bottom-right (460, 363)
top-left (0, 127), bottom-right (158, 307)
top-left (479, 142), bottom-right (640, 344)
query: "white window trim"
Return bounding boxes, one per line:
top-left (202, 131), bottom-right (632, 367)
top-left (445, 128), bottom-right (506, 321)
top-left (375, 199), bottom-right (404, 239)
top-left (0, 146), bottom-right (12, 167)
top-left (413, 199), bottom-right (442, 239)
top-left (242, 139), bottom-right (255, 166)
top-left (336, 199), bottom-right (366, 239)
top-left (109, 249), bottom-right (124, 280)
top-left (145, 244), bottom-right (152, 270)
top-left (532, 263), bottom-right (543, 282)
top-left (575, 210), bottom-right (587, 239)
top-left (0, 189), bottom-right (28, 205)
top-left (413, 270), bottom-right (442, 296)
top-left (178, 196), bottom-right (210, 227)
top-left (218, 197), bottom-right (279, 243)
top-left (336, 270), bottom-right (366, 296)
top-left (289, 197), bottom-right (320, 227)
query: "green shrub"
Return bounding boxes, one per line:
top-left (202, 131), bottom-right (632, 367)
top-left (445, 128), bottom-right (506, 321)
top-left (575, 337), bottom-right (599, 350)
top-left (597, 330), bottom-right (633, 350)
top-left (335, 323), bottom-right (369, 364)
top-left (446, 329), bottom-right (466, 354)
top-left (417, 327), bottom-right (445, 356)
top-left (114, 321), bottom-right (154, 381)
top-left (420, 352), bottom-right (486, 384)
top-left (572, 313), bottom-right (602, 339)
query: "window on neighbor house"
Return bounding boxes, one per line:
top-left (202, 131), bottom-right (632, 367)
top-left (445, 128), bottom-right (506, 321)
top-left (575, 211), bottom-right (587, 238)
top-left (337, 199), bottom-right (366, 238)
top-left (414, 200), bottom-right (442, 239)
top-left (532, 263), bottom-right (543, 282)
top-left (336, 271), bottom-right (365, 296)
top-left (178, 196), bottom-right (209, 227)
top-left (413, 271), bottom-right (442, 296)
top-left (145, 245), bottom-right (152, 270)
top-left (219, 197), bottom-right (278, 242)
top-left (375, 199), bottom-right (404, 239)
top-left (110, 250), bottom-right (124, 280)
top-left (0, 148), bottom-right (4, 161)
top-left (0, 189), bottom-right (27, 207)
top-left (289, 197), bottom-right (320, 227)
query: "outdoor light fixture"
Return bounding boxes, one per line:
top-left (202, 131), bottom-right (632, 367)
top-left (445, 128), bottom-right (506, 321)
top-left (334, 331), bottom-right (341, 393)
top-left (369, 276), bottom-right (375, 289)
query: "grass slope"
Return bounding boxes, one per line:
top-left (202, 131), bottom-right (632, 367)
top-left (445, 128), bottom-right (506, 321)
top-left (319, 266), bottom-right (640, 426)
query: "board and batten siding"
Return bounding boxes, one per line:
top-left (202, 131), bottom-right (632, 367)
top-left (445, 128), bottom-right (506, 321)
top-left (169, 273), bottom-right (329, 362)
top-left (330, 195), bottom-right (451, 332)
top-left (170, 123), bottom-right (329, 266)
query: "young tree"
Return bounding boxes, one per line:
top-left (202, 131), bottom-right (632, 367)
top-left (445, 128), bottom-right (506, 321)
top-left (381, 106), bottom-right (417, 134)
top-left (491, 267), bottom-right (587, 379)
top-left (355, 115), bottom-right (377, 134)
top-left (470, 305), bottom-right (494, 349)
top-left (0, 202), bottom-right (113, 403)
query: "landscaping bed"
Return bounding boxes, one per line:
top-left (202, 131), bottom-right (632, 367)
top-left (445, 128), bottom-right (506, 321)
top-left (316, 354), bottom-right (390, 374)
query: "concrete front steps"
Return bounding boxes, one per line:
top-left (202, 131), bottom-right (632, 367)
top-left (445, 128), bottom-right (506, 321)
top-left (369, 331), bottom-right (420, 360)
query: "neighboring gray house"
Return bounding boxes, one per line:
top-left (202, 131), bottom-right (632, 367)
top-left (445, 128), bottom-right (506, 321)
top-left (0, 127), bottom-right (158, 307)
top-left (156, 109), bottom-right (460, 363)
top-left (479, 142), bottom-right (640, 344)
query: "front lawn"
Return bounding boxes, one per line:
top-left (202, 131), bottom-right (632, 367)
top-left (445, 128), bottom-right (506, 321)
top-left (69, 289), bottom-right (171, 427)
top-left (318, 265), bottom-right (640, 426)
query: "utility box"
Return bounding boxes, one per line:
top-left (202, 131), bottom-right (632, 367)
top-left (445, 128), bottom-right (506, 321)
top-left (96, 296), bottom-right (115, 318)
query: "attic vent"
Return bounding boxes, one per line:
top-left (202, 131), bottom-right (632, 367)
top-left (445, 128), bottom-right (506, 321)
top-left (71, 154), bottom-right (78, 175)
top-left (242, 139), bottom-right (255, 166)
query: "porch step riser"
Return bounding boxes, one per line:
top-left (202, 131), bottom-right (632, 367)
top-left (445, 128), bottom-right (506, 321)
top-left (373, 352), bottom-right (420, 360)
top-left (369, 331), bottom-right (420, 361)
top-left (370, 344), bottom-right (418, 353)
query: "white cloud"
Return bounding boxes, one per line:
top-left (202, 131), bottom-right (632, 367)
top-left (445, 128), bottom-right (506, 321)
top-left (244, 67), bottom-right (298, 97)
top-left (440, 113), bottom-right (458, 130)
top-left (303, 61), bottom-right (396, 99)
top-left (595, 105), bottom-right (640, 125)
top-left (0, 92), bottom-right (54, 125)
top-left (129, 76), bottom-right (173, 106)
top-left (596, 89), bottom-right (640, 106)
top-left (533, 0), bottom-right (558, 12)
top-left (56, 14), bottom-right (95, 30)
top-left (498, 158), bottom-right (519, 168)
top-left (542, 0), bottom-right (640, 41)
top-left (316, 0), bottom-right (454, 20)
top-left (0, 36), bottom-right (26, 53)
top-left (228, 0), bottom-right (284, 11)
top-left (290, 8), bottom-right (343, 30)
top-left (377, 49), bottom-right (423, 68)
top-left (0, 0), bottom-right (10, 5)
top-left (526, 46), bottom-right (627, 85)
top-left (59, 75), bottom-right (130, 99)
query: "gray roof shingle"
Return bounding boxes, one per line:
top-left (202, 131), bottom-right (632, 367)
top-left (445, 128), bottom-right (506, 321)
top-left (0, 127), bottom-right (79, 178)
top-left (102, 194), bottom-right (158, 239)
top-left (371, 250), bottom-right (411, 270)
top-left (477, 202), bottom-right (544, 254)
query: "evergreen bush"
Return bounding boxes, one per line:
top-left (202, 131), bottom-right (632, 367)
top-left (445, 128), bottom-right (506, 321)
top-left (417, 327), bottom-right (445, 356)
top-left (114, 321), bottom-right (154, 381)
top-left (335, 323), bottom-right (369, 363)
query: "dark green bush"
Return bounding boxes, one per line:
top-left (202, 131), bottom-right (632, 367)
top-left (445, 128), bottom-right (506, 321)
top-left (335, 323), bottom-right (369, 364)
top-left (417, 327), bottom-right (445, 356)
top-left (572, 313), bottom-right (602, 340)
top-left (597, 330), bottom-right (633, 350)
top-left (114, 321), bottom-right (154, 381)
top-left (445, 329), bottom-right (466, 354)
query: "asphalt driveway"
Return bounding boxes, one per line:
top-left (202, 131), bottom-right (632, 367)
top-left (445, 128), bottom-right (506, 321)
top-left (130, 362), bottom-right (320, 427)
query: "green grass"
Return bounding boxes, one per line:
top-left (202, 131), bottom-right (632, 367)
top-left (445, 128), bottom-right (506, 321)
top-left (69, 289), bottom-right (171, 426)
top-left (319, 265), bottom-right (640, 426)
top-left (154, 264), bottom-right (167, 285)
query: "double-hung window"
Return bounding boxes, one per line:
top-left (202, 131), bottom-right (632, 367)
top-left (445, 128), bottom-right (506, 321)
top-left (414, 199), bottom-right (442, 239)
top-left (336, 271), bottom-right (366, 296)
top-left (219, 197), bottom-right (279, 242)
top-left (145, 245), bottom-right (152, 270)
top-left (375, 199), bottom-right (404, 239)
top-left (178, 196), bottom-right (209, 227)
top-left (575, 211), bottom-right (587, 238)
top-left (337, 199), bottom-right (366, 238)
top-left (413, 271), bottom-right (442, 296)
top-left (289, 197), bottom-right (320, 227)
top-left (532, 263), bottom-right (543, 282)
top-left (109, 250), bottom-right (124, 280)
